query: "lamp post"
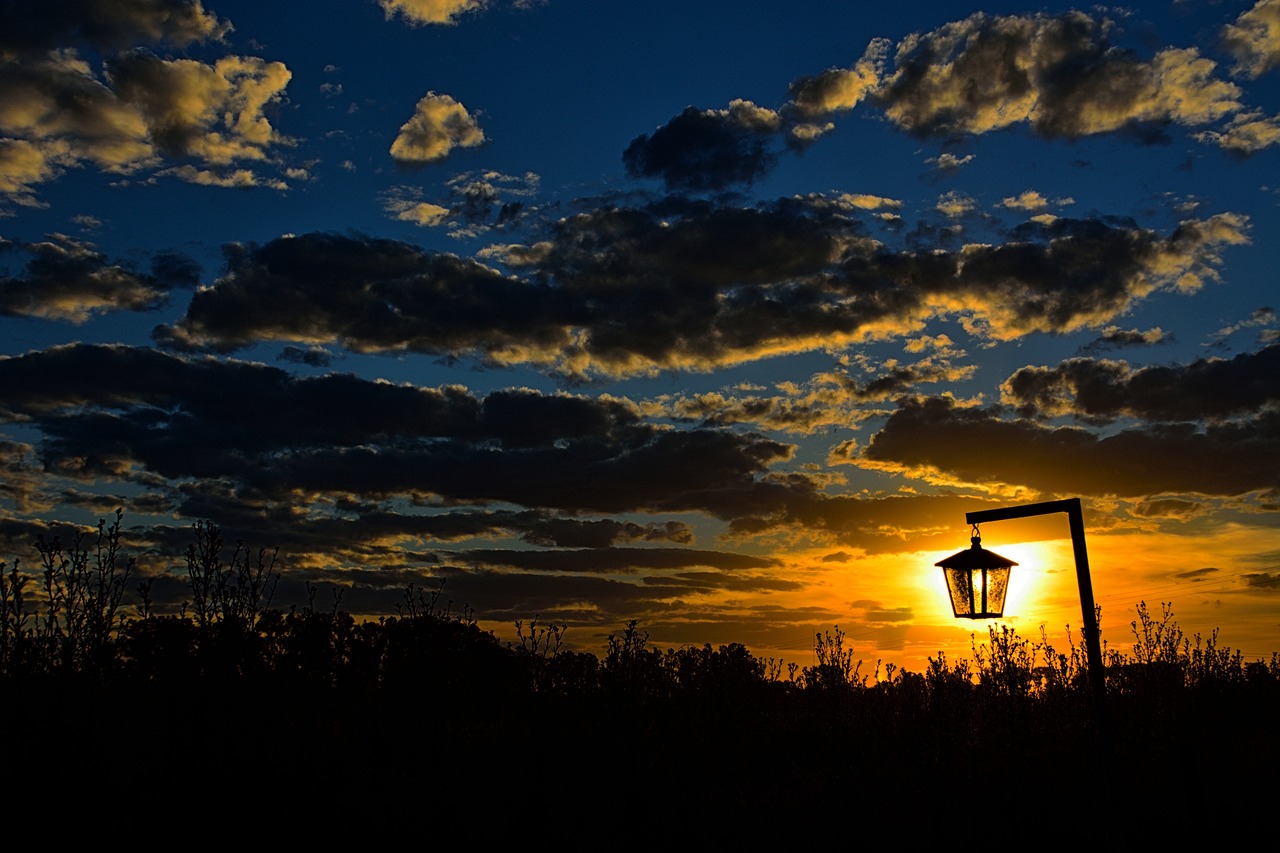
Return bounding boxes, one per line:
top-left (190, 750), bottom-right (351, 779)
top-left (936, 497), bottom-right (1110, 748)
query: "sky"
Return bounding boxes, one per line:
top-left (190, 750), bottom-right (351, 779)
top-left (1, 0), bottom-right (1278, 674)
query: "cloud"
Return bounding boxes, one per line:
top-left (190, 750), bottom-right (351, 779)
top-left (1194, 109), bottom-right (1280, 153)
top-left (0, 439), bottom-right (44, 512)
top-left (1075, 325), bottom-right (1170, 355)
top-left (0, 52), bottom-right (155, 174)
top-left (1214, 306), bottom-right (1276, 340)
top-left (961, 213), bottom-right (1249, 338)
top-left (156, 164), bottom-right (288, 189)
top-left (153, 231), bottom-right (569, 358)
top-left (277, 345), bottom-right (335, 367)
top-left (935, 190), bottom-right (976, 218)
top-left (1132, 498), bottom-right (1204, 520)
top-left (785, 40), bottom-right (888, 117)
top-left (519, 519), bottom-right (694, 549)
top-left (383, 170), bottom-right (539, 233)
top-left (440, 546), bottom-right (774, 573)
top-left (0, 343), bottom-right (809, 531)
top-left (0, 0), bottom-right (230, 55)
top-left (1221, 0), bottom-right (1280, 79)
top-left (1000, 344), bottom-right (1280, 422)
top-left (842, 193), bottom-right (902, 211)
top-left (622, 101), bottom-right (782, 192)
top-left (873, 11), bottom-right (1244, 143)
top-left (0, 49), bottom-right (294, 199)
top-left (108, 51), bottom-right (293, 164)
top-left (389, 92), bottom-right (485, 165)
top-left (379, 0), bottom-right (488, 27)
top-left (614, 9), bottom-right (1275, 201)
top-left (647, 359), bottom-right (973, 434)
top-left (0, 138), bottom-right (66, 202)
top-left (858, 395), bottom-right (1280, 498)
top-left (999, 190), bottom-right (1072, 211)
top-left (926, 152), bottom-right (974, 172)
top-left (443, 170), bottom-right (539, 226)
top-left (384, 194), bottom-right (451, 226)
top-left (153, 203), bottom-right (1250, 378)
top-left (0, 234), bottom-right (196, 322)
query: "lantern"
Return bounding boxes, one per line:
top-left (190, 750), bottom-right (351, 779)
top-left (935, 525), bottom-right (1017, 619)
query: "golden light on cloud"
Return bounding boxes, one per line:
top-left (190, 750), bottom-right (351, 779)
top-left (1222, 0), bottom-right (1280, 78)
top-left (390, 92), bottom-right (485, 164)
top-left (380, 0), bottom-right (487, 27)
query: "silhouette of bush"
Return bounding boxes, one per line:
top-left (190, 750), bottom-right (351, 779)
top-left (3, 510), bottom-right (1280, 843)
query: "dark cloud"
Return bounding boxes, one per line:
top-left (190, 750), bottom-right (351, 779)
top-left (0, 342), bottom-right (804, 523)
top-left (105, 48), bottom-right (292, 164)
top-left (154, 232), bottom-right (569, 359)
top-left (863, 606), bottom-right (913, 624)
top-left (232, 428), bottom-right (799, 520)
top-left (1132, 498), bottom-right (1205, 519)
top-left (0, 18), bottom-right (292, 200)
top-left (1243, 572), bottom-right (1280, 590)
top-left (440, 547), bottom-right (776, 573)
top-left (520, 518), bottom-right (694, 549)
top-left (155, 205), bottom-right (1245, 380)
top-left (872, 11), bottom-right (1252, 148)
top-left (1002, 343), bottom-right (1280, 422)
top-left (0, 234), bottom-right (193, 321)
top-left (959, 214), bottom-right (1247, 336)
top-left (0, 515), bottom-right (57, 561)
top-left (0, 0), bottom-right (229, 56)
top-left (654, 359), bottom-right (968, 434)
top-left (0, 342), bottom-right (826, 612)
top-left (277, 345), bottom-right (335, 367)
top-left (1076, 326), bottom-right (1171, 355)
top-left (0, 439), bottom-right (43, 513)
top-left (859, 395), bottom-right (1280, 498)
top-left (0, 54), bottom-right (152, 176)
top-left (1172, 566), bottom-right (1219, 580)
top-left (138, 501), bottom-right (696, 576)
top-left (384, 171), bottom-right (539, 236)
top-left (622, 102), bottom-right (781, 192)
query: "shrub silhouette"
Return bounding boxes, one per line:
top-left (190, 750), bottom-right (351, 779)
top-left (2, 511), bottom-right (1278, 843)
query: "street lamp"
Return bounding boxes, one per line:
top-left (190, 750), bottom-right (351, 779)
top-left (939, 497), bottom-right (1110, 748)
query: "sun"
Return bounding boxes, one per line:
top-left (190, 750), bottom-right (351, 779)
top-left (988, 539), bottom-right (1082, 628)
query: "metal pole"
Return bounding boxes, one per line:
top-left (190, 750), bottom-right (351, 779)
top-left (964, 498), bottom-right (1111, 752)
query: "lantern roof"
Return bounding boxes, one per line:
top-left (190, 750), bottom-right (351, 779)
top-left (935, 535), bottom-right (1018, 570)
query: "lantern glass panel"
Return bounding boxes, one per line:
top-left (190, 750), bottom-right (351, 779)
top-left (944, 567), bottom-right (975, 617)
top-left (985, 567), bottom-right (1010, 615)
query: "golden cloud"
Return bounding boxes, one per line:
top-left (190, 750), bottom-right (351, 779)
top-left (1222, 0), bottom-right (1280, 79)
top-left (379, 0), bottom-right (487, 27)
top-left (390, 92), bottom-right (485, 164)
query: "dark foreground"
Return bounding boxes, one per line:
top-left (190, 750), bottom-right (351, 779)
top-left (5, 609), bottom-right (1275, 846)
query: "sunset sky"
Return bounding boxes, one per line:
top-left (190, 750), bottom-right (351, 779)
top-left (2, 0), bottom-right (1278, 673)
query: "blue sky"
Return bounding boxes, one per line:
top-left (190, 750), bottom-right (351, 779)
top-left (2, 0), bottom-right (1278, 670)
